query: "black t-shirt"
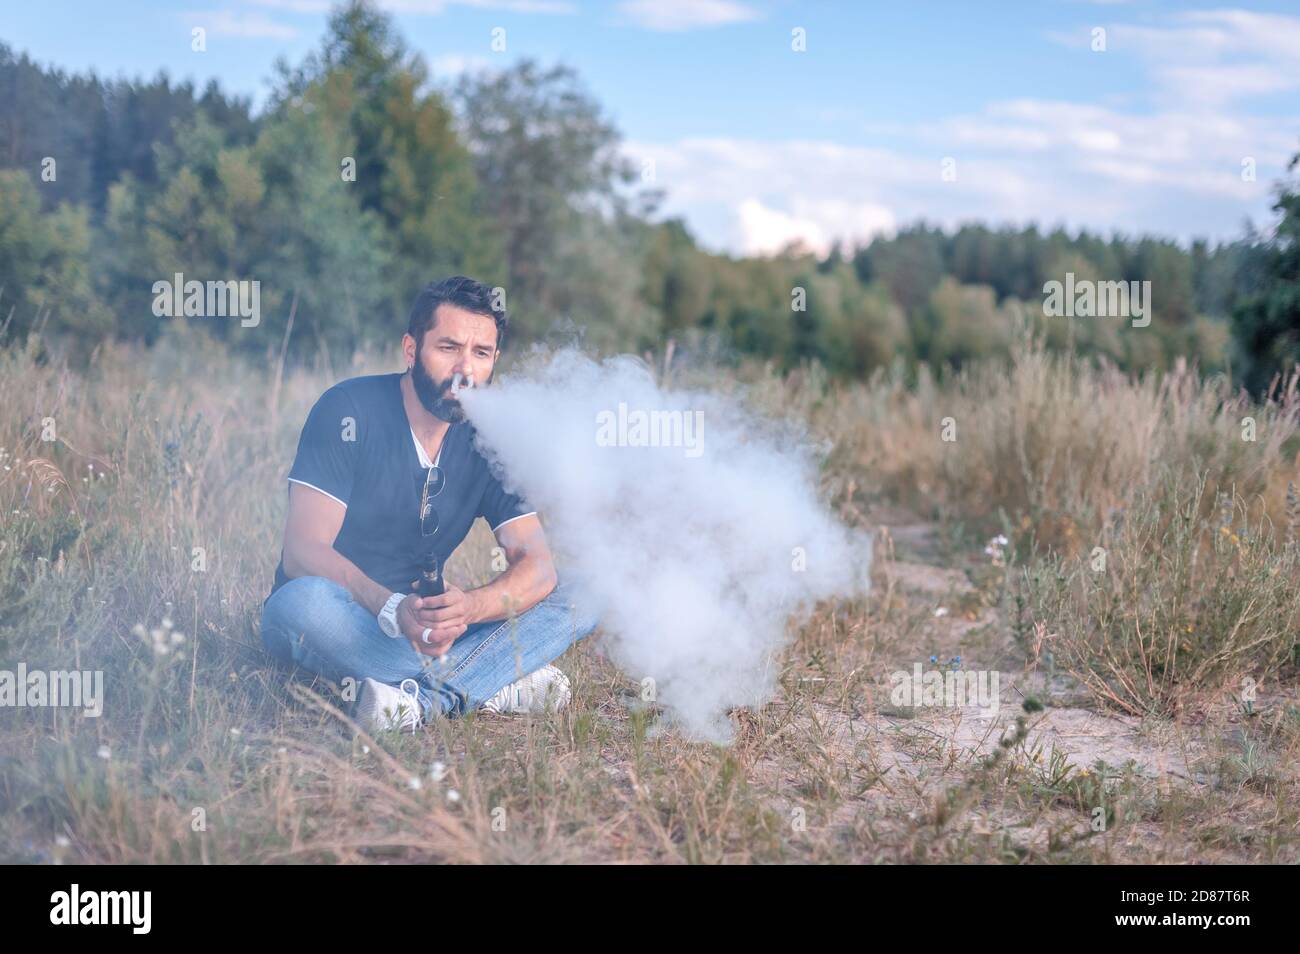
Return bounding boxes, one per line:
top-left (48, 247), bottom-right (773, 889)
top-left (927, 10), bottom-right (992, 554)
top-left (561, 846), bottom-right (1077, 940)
top-left (270, 372), bottom-right (535, 598)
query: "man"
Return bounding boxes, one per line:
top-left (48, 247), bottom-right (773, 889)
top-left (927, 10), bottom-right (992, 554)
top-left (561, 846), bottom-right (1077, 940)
top-left (260, 276), bottom-right (596, 734)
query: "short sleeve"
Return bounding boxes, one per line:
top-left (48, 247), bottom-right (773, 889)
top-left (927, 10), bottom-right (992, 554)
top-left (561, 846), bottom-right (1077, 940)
top-left (287, 386), bottom-right (360, 507)
top-left (478, 466), bottom-right (537, 532)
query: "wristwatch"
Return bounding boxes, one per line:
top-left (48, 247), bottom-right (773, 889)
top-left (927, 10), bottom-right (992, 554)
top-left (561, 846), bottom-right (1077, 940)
top-left (377, 591), bottom-right (405, 638)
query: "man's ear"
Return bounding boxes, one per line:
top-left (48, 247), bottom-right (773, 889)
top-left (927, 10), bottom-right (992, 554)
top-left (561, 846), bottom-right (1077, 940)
top-left (402, 332), bottom-right (417, 369)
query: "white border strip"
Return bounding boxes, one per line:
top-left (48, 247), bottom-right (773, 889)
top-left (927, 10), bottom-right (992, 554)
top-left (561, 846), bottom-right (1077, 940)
top-left (491, 511), bottom-right (538, 533)
top-left (288, 478), bottom-right (348, 509)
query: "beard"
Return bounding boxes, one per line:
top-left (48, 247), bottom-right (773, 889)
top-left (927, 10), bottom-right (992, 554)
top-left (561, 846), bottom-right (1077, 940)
top-left (411, 358), bottom-right (465, 423)
top-left (411, 351), bottom-right (494, 423)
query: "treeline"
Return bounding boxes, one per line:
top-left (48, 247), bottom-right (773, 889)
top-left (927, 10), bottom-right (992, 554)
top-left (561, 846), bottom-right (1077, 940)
top-left (1, 0), bottom-right (1297, 390)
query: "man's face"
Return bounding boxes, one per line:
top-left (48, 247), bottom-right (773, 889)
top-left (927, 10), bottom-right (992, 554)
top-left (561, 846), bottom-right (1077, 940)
top-left (405, 303), bottom-right (500, 423)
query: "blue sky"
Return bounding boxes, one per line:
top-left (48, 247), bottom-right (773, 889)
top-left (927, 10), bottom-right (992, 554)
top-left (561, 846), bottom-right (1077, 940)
top-left (6, 0), bottom-right (1300, 254)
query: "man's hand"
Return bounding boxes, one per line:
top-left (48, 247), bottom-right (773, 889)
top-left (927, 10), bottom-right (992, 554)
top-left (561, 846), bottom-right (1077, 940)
top-left (399, 585), bottom-right (472, 657)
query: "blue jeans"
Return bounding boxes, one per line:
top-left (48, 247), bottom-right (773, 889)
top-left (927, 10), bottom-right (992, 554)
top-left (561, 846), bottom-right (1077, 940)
top-left (259, 576), bottom-right (598, 720)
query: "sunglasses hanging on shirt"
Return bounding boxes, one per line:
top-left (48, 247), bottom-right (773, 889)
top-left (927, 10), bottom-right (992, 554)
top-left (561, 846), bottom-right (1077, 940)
top-left (419, 464), bottom-right (445, 536)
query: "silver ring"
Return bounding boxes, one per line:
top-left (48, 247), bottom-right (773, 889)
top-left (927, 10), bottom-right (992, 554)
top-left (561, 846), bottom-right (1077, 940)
top-left (421, 628), bottom-right (433, 644)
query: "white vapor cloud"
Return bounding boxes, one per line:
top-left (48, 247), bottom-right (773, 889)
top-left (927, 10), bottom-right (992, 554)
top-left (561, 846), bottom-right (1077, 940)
top-left (461, 348), bottom-right (870, 742)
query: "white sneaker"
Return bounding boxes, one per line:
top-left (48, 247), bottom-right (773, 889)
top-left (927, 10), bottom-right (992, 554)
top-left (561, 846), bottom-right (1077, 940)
top-left (480, 665), bottom-right (571, 715)
top-left (355, 677), bottom-right (424, 734)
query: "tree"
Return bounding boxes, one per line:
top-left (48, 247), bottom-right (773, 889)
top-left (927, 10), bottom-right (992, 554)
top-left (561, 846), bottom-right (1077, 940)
top-left (1232, 152), bottom-right (1300, 393)
top-left (453, 58), bottom-right (639, 341)
top-left (275, 0), bottom-right (502, 316)
top-left (101, 102), bottom-right (389, 354)
top-left (0, 170), bottom-right (99, 341)
top-left (0, 42), bottom-right (255, 215)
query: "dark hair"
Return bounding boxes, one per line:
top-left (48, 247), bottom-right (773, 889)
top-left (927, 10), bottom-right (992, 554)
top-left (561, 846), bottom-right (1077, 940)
top-left (406, 276), bottom-right (508, 352)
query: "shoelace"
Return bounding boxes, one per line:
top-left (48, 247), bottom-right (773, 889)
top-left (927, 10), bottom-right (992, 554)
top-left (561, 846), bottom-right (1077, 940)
top-left (398, 678), bottom-right (423, 730)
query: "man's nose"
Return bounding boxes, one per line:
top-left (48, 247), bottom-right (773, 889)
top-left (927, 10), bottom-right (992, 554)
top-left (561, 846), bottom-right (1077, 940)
top-left (452, 351), bottom-right (475, 375)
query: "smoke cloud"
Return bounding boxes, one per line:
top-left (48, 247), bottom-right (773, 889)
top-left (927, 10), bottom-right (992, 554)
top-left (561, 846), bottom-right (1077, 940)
top-left (461, 348), bottom-right (870, 742)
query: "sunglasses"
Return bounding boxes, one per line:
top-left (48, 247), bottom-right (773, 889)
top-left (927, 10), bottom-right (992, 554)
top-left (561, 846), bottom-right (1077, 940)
top-left (419, 465), bottom-right (445, 536)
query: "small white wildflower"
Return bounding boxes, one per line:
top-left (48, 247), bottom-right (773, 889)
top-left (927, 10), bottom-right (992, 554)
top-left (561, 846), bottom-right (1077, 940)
top-left (933, 607), bottom-right (948, 618)
top-left (55, 835), bottom-right (70, 848)
top-left (361, 744), bottom-right (370, 754)
top-left (429, 761), bottom-right (447, 782)
top-left (446, 789), bottom-right (460, 804)
top-left (408, 776), bottom-right (423, 791)
top-left (96, 745), bottom-right (111, 760)
top-left (229, 728), bottom-right (241, 738)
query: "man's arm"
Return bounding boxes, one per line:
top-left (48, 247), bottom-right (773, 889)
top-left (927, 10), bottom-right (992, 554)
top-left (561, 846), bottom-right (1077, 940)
top-left (281, 483), bottom-right (429, 645)
top-left (412, 514), bottom-right (557, 655)
top-left (471, 513), bottom-right (557, 623)
top-left (281, 482), bottom-right (391, 614)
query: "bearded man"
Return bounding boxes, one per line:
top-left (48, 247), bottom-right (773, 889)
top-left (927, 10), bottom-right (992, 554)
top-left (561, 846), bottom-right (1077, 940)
top-left (260, 276), bottom-right (595, 733)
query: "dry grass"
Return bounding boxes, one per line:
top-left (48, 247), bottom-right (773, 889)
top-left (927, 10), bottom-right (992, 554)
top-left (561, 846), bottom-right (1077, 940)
top-left (1, 325), bottom-right (1298, 863)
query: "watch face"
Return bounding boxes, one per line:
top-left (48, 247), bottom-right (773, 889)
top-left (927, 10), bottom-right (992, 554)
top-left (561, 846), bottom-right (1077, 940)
top-left (380, 597), bottom-right (402, 636)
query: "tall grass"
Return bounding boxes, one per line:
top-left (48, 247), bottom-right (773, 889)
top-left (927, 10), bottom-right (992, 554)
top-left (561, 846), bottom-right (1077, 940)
top-left (1, 328), bottom-right (1297, 862)
top-left (799, 341), bottom-right (1300, 553)
top-left (1022, 471), bottom-right (1300, 716)
top-left (783, 339), bottom-right (1300, 714)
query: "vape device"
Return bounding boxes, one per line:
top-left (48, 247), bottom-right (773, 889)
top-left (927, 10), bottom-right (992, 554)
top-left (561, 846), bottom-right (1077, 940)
top-left (417, 551), bottom-right (445, 598)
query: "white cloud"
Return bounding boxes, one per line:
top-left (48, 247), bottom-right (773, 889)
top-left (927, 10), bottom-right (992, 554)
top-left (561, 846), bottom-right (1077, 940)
top-left (429, 53), bottom-right (494, 77)
top-left (383, 0), bottom-right (576, 12)
top-left (253, 0), bottom-right (576, 14)
top-left (628, 104), bottom-right (1292, 257)
top-left (192, 9), bottom-right (300, 38)
top-left (1081, 9), bottom-right (1300, 108)
top-left (618, 10), bottom-right (1298, 254)
top-left (629, 137), bottom-right (1049, 255)
top-left (736, 197), bottom-right (896, 257)
top-left (617, 0), bottom-right (759, 32)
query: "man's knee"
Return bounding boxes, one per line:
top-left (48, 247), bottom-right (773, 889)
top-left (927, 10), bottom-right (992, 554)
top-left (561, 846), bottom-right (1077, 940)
top-left (544, 577), bottom-right (601, 639)
top-left (260, 576), bottom-right (356, 663)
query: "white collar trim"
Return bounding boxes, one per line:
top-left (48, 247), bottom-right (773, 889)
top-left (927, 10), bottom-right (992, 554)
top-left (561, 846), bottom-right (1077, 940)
top-left (411, 425), bottom-right (449, 468)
